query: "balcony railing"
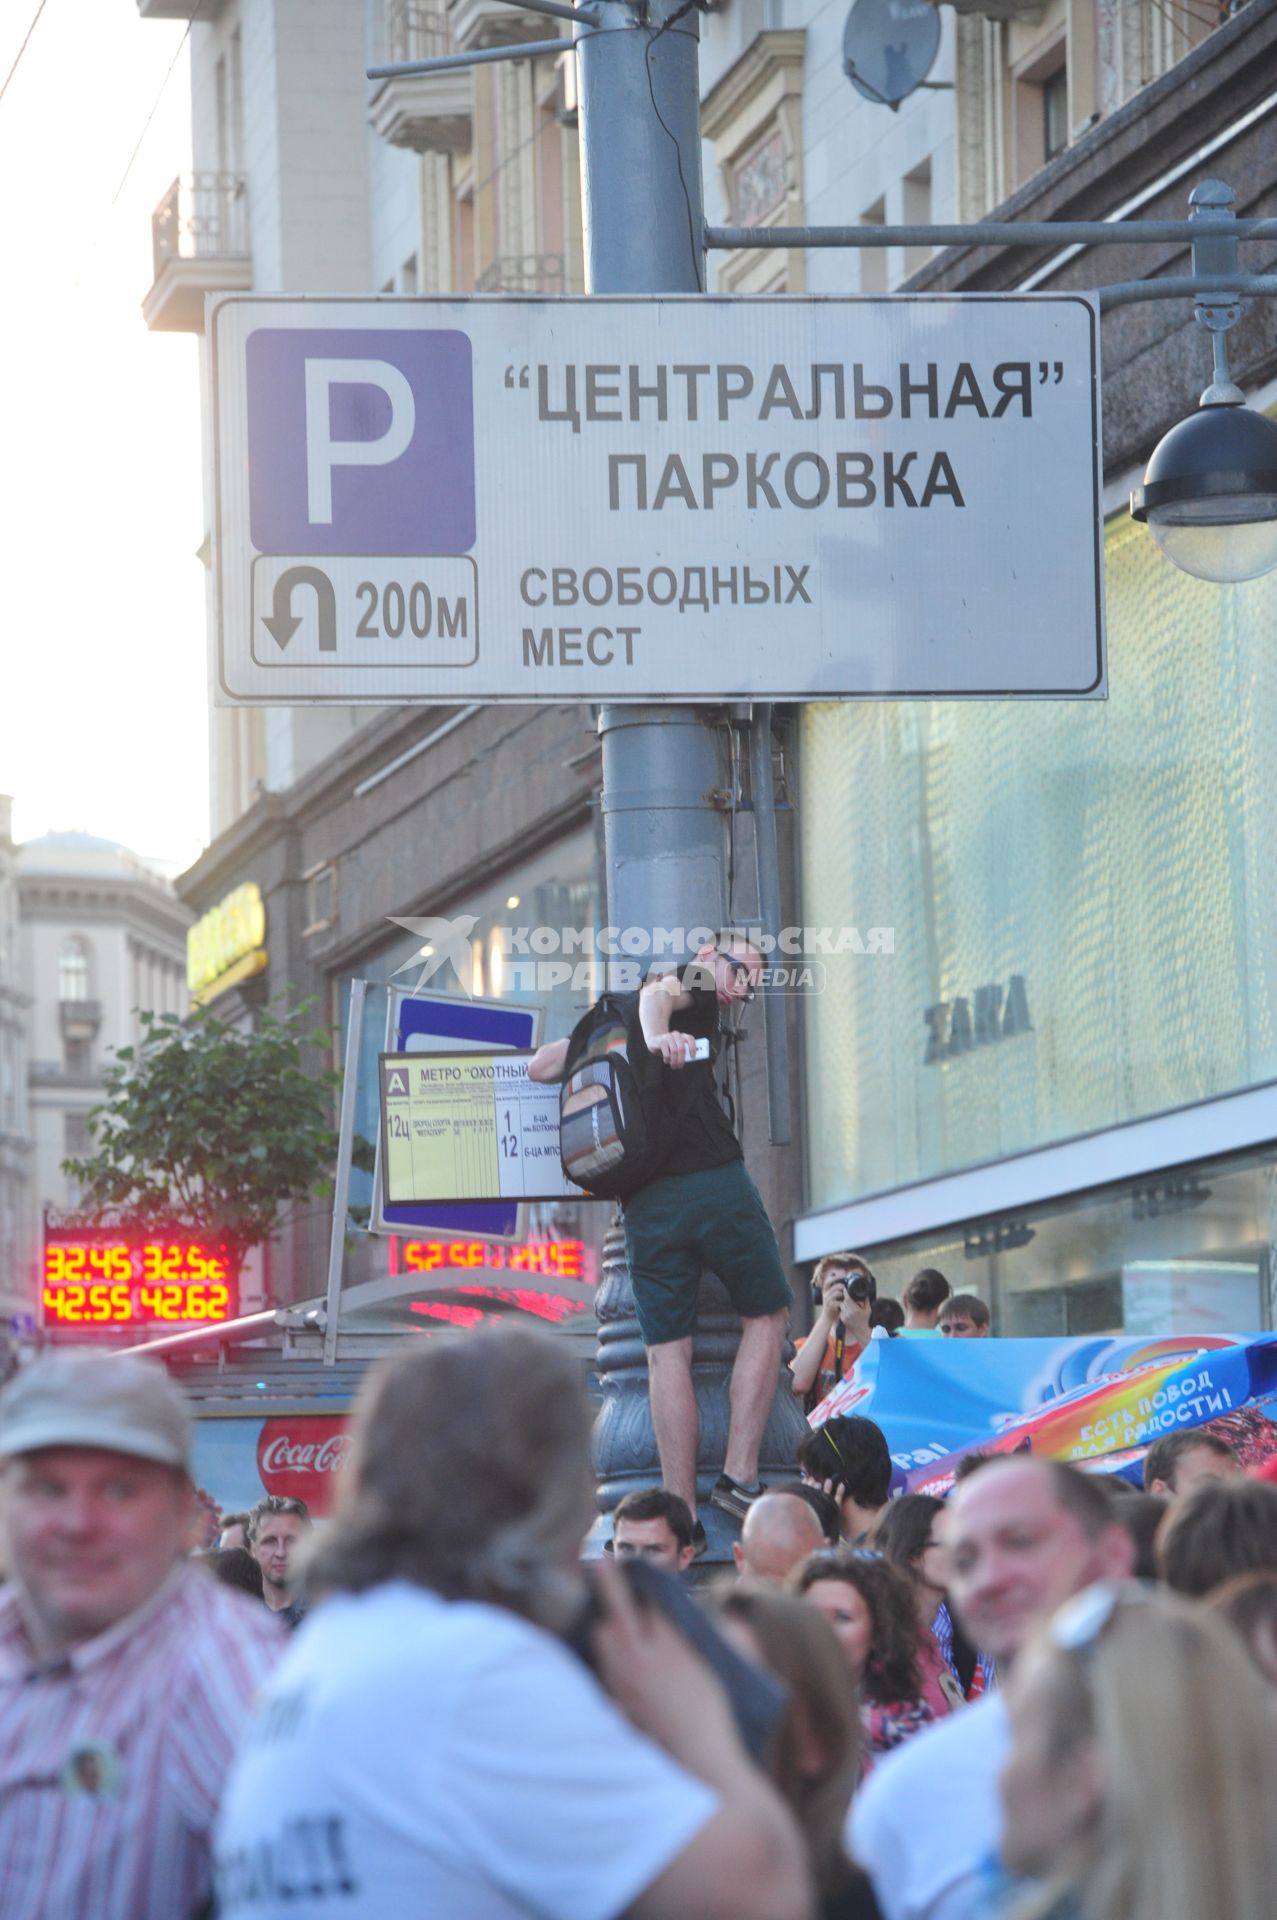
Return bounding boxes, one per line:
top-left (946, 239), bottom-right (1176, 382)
top-left (475, 253), bottom-right (566, 295)
top-left (151, 172), bottom-right (249, 282)
top-left (58, 999), bottom-right (102, 1043)
top-left (448, 0), bottom-right (564, 51)
top-left (384, 0), bottom-right (454, 63)
top-left (370, 3), bottom-right (471, 153)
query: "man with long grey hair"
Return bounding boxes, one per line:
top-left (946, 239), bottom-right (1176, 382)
top-left (215, 1325), bottom-right (812, 1920)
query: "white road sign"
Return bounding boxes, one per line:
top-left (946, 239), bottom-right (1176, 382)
top-left (210, 294), bottom-right (1105, 703)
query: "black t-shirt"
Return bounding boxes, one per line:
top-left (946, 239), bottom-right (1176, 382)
top-left (821, 1872), bottom-right (884, 1920)
top-left (625, 964), bottom-right (742, 1177)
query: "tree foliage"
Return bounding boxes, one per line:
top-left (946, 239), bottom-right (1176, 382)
top-left (63, 1001), bottom-right (340, 1275)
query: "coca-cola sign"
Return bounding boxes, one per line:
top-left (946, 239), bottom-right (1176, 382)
top-left (256, 1417), bottom-right (352, 1515)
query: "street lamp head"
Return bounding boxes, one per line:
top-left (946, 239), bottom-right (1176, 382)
top-left (1130, 395), bottom-right (1277, 584)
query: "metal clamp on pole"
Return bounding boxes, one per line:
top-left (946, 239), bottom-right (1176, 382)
top-left (1188, 179), bottom-right (1244, 403)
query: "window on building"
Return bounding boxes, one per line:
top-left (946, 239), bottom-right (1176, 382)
top-left (59, 937), bottom-right (90, 1003)
top-left (63, 1111), bottom-right (90, 1159)
top-left (304, 863), bottom-right (338, 935)
top-left (1043, 64), bottom-right (1069, 163)
top-left (1010, 38), bottom-right (1069, 187)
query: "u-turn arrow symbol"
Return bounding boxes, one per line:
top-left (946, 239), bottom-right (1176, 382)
top-left (262, 566), bottom-right (337, 651)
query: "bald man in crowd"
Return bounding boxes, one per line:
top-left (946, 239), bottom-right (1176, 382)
top-left (732, 1491), bottom-right (826, 1583)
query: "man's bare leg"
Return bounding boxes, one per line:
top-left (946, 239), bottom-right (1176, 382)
top-left (723, 1308), bottom-right (788, 1487)
top-left (647, 1336), bottom-right (699, 1515)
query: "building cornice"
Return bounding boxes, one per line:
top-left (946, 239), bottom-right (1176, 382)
top-left (17, 879), bottom-right (190, 947)
top-left (701, 31), bottom-right (807, 146)
top-left (908, 2), bottom-right (1277, 293)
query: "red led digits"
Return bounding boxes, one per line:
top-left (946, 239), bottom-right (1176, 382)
top-left (41, 1236), bottom-right (236, 1334)
top-left (401, 1238), bottom-right (586, 1276)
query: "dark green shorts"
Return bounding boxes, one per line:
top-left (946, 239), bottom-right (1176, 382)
top-left (623, 1160), bottom-right (792, 1347)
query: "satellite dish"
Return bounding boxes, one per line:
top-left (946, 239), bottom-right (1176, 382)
top-left (842, 0), bottom-right (942, 110)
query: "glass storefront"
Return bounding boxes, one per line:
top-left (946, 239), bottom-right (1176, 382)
top-left (858, 1145), bottom-right (1277, 1335)
top-left (798, 510), bottom-right (1277, 1330)
top-left (800, 512), bottom-right (1277, 1202)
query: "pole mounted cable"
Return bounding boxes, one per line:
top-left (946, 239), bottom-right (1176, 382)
top-left (111, 18), bottom-right (197, 207)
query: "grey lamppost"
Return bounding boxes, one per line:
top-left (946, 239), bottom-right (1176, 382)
top-left (1130, 184), bottom-right (1277, 583)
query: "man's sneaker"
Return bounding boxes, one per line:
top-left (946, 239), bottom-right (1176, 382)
top-left (690, 1520), bottom-right (708, 1560)
top-left (709, 1473), bottom-right (767, 1523)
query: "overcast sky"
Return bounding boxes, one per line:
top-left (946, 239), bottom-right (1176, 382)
top-left (0, 2), bottom-right (207, 873)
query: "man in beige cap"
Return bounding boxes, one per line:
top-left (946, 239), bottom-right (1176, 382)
top-left (0, 1348), bottom-right (283, 1919)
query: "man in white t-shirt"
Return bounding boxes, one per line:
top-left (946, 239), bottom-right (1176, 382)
top-left (849, 1459), bottom-right (1134, 1920)
top-left (216, 1326), bottom-right (811, 1920)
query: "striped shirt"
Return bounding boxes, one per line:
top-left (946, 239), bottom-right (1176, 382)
top-left (932, 1599), bottom-right (995, 1698)
top-left (0, 1563), bottom-right (284, 1920)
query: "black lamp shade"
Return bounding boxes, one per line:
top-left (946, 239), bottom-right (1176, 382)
top-left (1131, 403), bottom-right (1277, 522)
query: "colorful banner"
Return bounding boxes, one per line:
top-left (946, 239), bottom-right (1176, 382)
top-left (812, 1333), bottom-right (1277, 1491)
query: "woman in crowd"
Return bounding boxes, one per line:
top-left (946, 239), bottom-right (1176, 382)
top-left (999, 1581), bottom-right (1277, 1920)
top-left (706, 1583), bottom-right (880, 1920)
top-left (791, 1548), bottom-right (944, 1764)
top-left (873, 1494), bottom-right (971, 1709)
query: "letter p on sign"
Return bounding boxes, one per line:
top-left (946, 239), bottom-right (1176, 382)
top-left (304, 359), bottom-right (415, 523)
top-left (245, 327), bottom-right (475, 556)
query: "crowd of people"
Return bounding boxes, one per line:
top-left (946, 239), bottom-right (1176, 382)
top-left (1, 1318), bottom-right (1276, 1920)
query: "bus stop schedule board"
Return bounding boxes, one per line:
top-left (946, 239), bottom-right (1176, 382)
top-left (379, 1052), bottom-right (579, 1205)
top-left (211, 294), bottom-right (1105, 704)
top-left (371, 987), bottom-right (540, 1238)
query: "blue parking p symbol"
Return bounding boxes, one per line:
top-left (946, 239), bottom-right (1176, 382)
top-left (245, 328), bottom-right (475, 556)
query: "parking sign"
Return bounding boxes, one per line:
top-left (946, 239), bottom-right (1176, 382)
top-left (211, 294), bottom-right (1105, 703)
top-left (244, 328), bottom-right (475, 555)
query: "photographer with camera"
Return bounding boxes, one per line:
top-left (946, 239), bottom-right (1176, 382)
top-left (790, 1257), bottom-right (877, 1412)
